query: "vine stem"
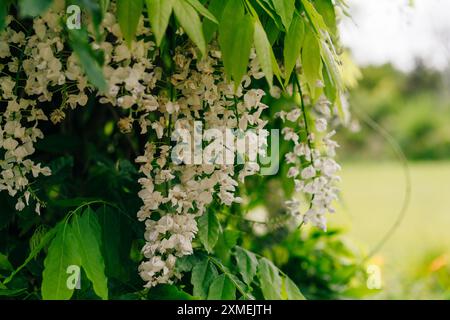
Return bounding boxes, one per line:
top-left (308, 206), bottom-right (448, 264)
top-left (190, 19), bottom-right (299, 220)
top-left (353, 107), bottom-right (412, 260)
top-left (292, 73), bottom-right (315, 226)
top-left (335, 106), bottom-right (412, 287)
top-left (293, 73), bottom-right (314, 155)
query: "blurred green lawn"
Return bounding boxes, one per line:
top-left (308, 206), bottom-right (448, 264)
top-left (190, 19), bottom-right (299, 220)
top-left (329, 161), bottom-right (450, 298)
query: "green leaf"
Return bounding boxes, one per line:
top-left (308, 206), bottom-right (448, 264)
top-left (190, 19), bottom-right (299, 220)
top-left (322, 63), bottom-right (336, 103)
top-left (214, 229), bottom-right (240, 265)
top-left (72, 208), bottom-right (108, 300)
top-left (68, 29), bottom-right (107, 92)
top-left (228, 273), bottom-right (254, 300)
top-left (173, 0), bottom-right (206, 56)
top-left (209, 256), bottom-right (255, 300)
top-left (117, 0), bottom-right (144, 46)
top-left (19, 0), bottom-right (53, 17)
top-left (301, 0), bottom-right (342, 97)
top-left (264, 17), bottom-right (281, 45)
top-left (185, 0), bottom-right (218, 23)
top-left (258, 258), bottom-right (282, 300)
top-left (315, 0), bottom-right (337, 36)
top-left (41, 223), bottom-right (81, 300)
top-left (77, 0), bottom-right (104, 37)
top-left (191, 258), bottom-right (218, 299)
top-left (148, 284), bottom-right (198, 300)
top-left (175, 254), bottom-right (200, 273)
top-left (235, 247), bottom-right (258, 286)
top-left (253, 18), bottom-right (274, 87)
top-left (272, 0), bottom-right (295, 30)
top-left (97, 206), bottom-right (127, 280)
top-left (300, 0), bottom-right (328, 33)
top-left (0, 253), bottom-right (13, 271)
top-left (207, 274), bottom-right (236, 300)
top-left (301, 25), bottom-right (322, 98)
top-left (0, 0), bottom-right (10, 30)
top-left (282, 276), bottom-right (306, 300)
top-left (202, 0), bottom-right (227, 43)
top-left (284, 14), bottom-right (305, 84)
top-left (146, 0), bottom-right (174, 46)
top-left (260, 0), bottom-right (276, 11)
top-left (100, 0), bottom-right (111, 13)
top-left (320, 35), bottom-right (342, 91)
top-left (198, 210), bottom-right (221, 253)
top-left (218, 0), bottom-right (254, 88)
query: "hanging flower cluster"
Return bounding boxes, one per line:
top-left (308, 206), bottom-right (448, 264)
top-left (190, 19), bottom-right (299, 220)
top-left (0, 1), bottom-right (345, 288)
top-left (277, 93), bottom-right (341, 231)
top-left (0, 8), bottom-right (63, 213)
top-left (135, 45), bottom-right (271, 287)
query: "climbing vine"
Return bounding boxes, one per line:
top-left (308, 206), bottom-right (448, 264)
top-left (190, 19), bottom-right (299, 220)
top-left (0, 0), bottom-right (366, 300)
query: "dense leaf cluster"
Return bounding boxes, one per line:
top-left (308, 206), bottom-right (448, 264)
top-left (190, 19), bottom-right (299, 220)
top-left (0, 0), bottom-right (368, 300)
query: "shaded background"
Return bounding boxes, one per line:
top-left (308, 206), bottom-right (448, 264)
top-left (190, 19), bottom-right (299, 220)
top-left (330, 0), bottom-right (450, 299)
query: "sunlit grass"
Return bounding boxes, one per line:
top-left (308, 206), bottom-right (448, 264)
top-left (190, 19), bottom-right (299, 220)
top-left (329, 161), bottom-right (450, 298)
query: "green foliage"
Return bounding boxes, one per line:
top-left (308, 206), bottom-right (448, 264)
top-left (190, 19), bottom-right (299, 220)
top-left (198, 210), bottom-right (221, 253)
top-left (18, 0), bottom-right (53, 17)
top-left (71, 208), bottom-right (108, 300)
top-left (0, 1), bottom-right (11, 30)
top-left (314, 0), bottom-right (336, 36)
top-left (41, 208), bottom-right (109, 300)
top-left (117, 0), bottom-right (144, 46)
top-left (282, 276), bottom-right (305, 300)
top-left (391, 250), bottom-right (450, 299)
top-left (97, 206), bottom-right (130, 280)
top-left (301, 25), bottom-right (322, 98)
top-left (42, 222), bottom-right (80, 300)
top-left (202, 0), bottom-right (226, 43)
top-left (0, 0), bottom-right (361, 301)
top-left (339, 63), bottom-right (450, 161)
top-left (219, 0), bottom-right (254, 86)
top-left (258, 257), bottom-right (283, 299)
top-left (76, 0), bottom-right (104, 37)
top-left (253, 18), bottom-right (275, 87)
top-left (185, 0), bottom-right (218, 23)
top-left (3, 225), bottom-right (59, 287)
top-left (0, 253), bottom-right (13, 272)
top-left (1, 0), bottom-right (345, 104)
top-left (148, 284), bottom-right (197, 300)
top-left (214, 229), bottom-right (240, 266)
top-left (284, 14), bottom-right (304, 83)
top-left (259, 229), bottom-right (370, 299)
top-left (235, 247), bottom-right (258, 286)
top-left (173, 0), bottom-right (207, 56)
top-left (207, 274), bottom-right (236, 300)
top-left (146, 0), bottom-right (174, 46)
top-left (68, 29), bottom-right (108, 92)
top-left (272, 0), bottom-right (295, 30)
top-left (181, 245), bottom-right (306, 300)
top-left (191, 259), bottom-right (218, 299)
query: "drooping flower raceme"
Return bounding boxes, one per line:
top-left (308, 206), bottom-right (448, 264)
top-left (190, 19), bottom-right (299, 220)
top-left (0, 1), bottom-right (345, 288)
top-left (277, 90), bottom-right (341, 231)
